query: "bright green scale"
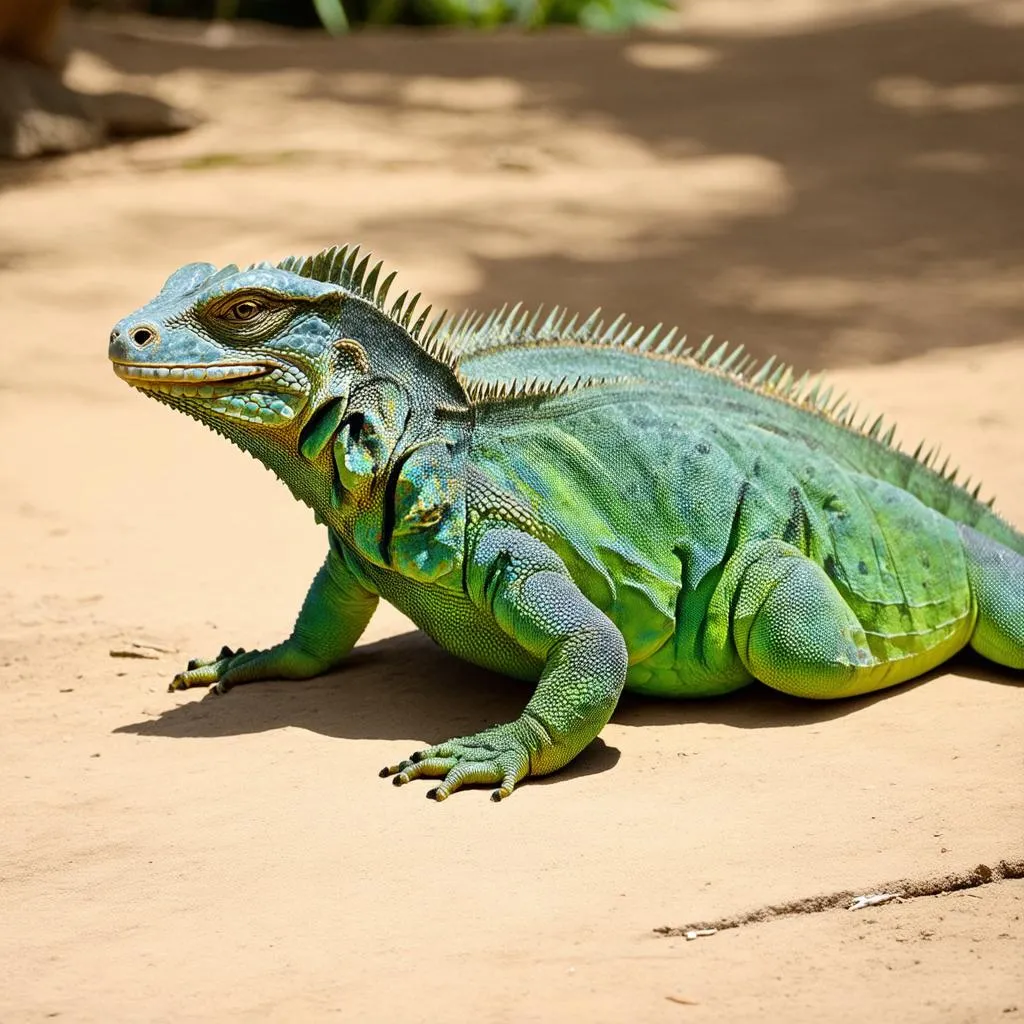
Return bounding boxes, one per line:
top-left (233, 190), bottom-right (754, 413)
top-left (109, 246), bottom-right (1024, 800)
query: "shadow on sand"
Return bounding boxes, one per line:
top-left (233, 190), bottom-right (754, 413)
top-left (114, 629), bottom-right (1017, 783)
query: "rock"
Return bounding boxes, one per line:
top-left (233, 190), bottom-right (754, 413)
top-left (88, 89), bottom-right (201, 139)
top-left (0, 56), bottom-right (101, 159)
top-left (0, 0), bottom-right (197, 159)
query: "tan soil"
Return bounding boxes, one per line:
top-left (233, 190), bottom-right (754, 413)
top-left (1, 2), bottom-right (1022, 1021)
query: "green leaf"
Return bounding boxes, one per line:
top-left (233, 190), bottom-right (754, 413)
top-left (312, 0), bottom-right (350, 32)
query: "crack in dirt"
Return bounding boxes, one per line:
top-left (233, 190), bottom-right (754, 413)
top-left (654, 857), bottom-right (1024, 937)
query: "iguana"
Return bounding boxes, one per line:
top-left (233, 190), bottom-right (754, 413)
top-left (108, 245), bottom-right (1024, 801)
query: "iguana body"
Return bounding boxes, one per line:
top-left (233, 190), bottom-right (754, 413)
top-left (108, 246), bottom-right (1024, 799)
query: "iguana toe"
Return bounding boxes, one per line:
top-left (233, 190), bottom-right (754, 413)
top-left (168, 646), bottom-right (258, 692)
top-left (168, 641), bottom-right (339, 694)
top-left (179, 646), bottom-right (246, 678)
top-left (381, 732), bottom-right (530, 800)
top-left (170, 659), bottom-right (231, 692)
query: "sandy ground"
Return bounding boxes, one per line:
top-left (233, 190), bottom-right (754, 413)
top-left (1, 2), bottom-right (1023, 1021)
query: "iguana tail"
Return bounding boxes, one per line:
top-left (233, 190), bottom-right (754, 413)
top-left (893, 456), bottom-right (1024, 558)
top-left (959, 525), bottom-right (1024, 670)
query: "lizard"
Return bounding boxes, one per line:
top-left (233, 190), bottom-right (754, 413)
top-left (108, 245), bottom-right (1024, 801)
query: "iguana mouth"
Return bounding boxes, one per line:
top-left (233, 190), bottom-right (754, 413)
top-left (112, 361), bottom-right (273, 386)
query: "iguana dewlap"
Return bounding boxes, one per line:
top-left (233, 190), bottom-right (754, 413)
top-left (109, 246), bottom-right (1024, 800)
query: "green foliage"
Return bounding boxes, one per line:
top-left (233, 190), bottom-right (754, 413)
top-left (427, 0), bottom-right (675, 28)
top-left (310, 0), bottom-right (349, 31)
top-left (148, 0), bottom-right (672, 30)
top-left (571, 0), bottom-right (673, 30)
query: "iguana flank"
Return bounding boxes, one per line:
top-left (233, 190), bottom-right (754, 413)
top-left (108, 245), bottom-right (1024, 800)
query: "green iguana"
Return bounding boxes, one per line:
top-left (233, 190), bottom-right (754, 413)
top-left (108, 245), bottom-right (1024, 800)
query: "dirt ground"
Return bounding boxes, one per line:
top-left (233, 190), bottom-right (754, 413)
top-left (1, 1), bottom-right (1022, 1021)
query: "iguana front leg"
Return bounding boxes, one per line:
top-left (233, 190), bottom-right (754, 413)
top-left (170, 545), bottom-right (378, 693)
top-left (382, 524), bottom-right (628, 801)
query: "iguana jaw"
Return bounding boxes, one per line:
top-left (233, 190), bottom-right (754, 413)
top-left (111, 360), bottom-right (272, 391)
top-left (112, 358), bottom-right (311, 426)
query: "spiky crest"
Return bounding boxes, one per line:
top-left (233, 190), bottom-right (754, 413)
top-left (271, 248), bottom-right (994, 509)
top-left (436, 301), bottom-right (997, 508)
top-left (463, 373), bottom-right (630, 407)
top-left (272, 244), bottom-right (458, 373)
top-left (272, 245), bottom-right (618, 406)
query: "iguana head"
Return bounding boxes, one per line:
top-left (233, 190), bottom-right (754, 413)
top-left (109, 261), bottom-right (331, 433)
top-left (109, 248), bottom-right (468, 449)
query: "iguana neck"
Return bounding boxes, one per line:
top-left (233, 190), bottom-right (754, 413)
top-left (234, 369), bottom-right (474, 586)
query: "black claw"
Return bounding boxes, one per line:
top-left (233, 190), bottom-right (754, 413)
top-left (392, 775), bottom-right (404, 786)
top-left (186, 659), bottom-right (199, 671)
top-left (410, 751), bottom-right (424, 763)
top-left (378, 767), bottom-right (390, 778)
top-left (426, 788), bottom-right (439, 800)
top-left (491, 791), bottom-right (502, 802)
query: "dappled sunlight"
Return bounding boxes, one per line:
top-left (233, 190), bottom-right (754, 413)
top-left (1, 3), bottom-right (1021, 375)
top-left (624, 41), bottom-right (721, 71)
top-left (400, 74), bottom-right (526, 110)
top-left (874, 75), bottom-right (1024, 113)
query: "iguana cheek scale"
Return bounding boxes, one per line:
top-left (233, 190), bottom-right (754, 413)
top-left (108, 245), bottom-right (1024, 801)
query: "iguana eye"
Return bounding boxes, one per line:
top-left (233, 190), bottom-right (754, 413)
top-left (227, 299), bottom-right (263, 321)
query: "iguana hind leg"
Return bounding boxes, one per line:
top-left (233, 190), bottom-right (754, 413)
top-left (960, 525), bottom-right (1024, 670)
top-left (723, 540), bottom-right (948, 699)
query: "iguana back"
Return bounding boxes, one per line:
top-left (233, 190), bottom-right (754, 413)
top-left (447, 307), bottom-right (1024, 557)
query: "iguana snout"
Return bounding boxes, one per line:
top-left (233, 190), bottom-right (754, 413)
top-left (108, 310), bottom-right (293, 422)
top-left (107, 262), bottom-right (345, 428)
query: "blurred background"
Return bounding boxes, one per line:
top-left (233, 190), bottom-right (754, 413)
top-left (1, 0), bottom-right (1022, 376)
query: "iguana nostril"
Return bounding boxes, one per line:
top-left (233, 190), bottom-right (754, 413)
top-left (131, 326), bottom-right (156, 346)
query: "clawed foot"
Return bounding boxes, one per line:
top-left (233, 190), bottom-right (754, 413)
top-left (380, 725), bottom-right (532, 802)
top-left (170, 645), bottom-right (252, 693)
top-left (169, 641), bottom-right (325, 693)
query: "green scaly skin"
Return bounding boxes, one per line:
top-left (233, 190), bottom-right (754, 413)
top-left (108, 246), bottom-right (1024, 801)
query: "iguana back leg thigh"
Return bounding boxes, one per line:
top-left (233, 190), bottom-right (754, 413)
top-left (720, 540), bottom-right (943, 699)
top-left (959, 525), bottom-right (1024, 670)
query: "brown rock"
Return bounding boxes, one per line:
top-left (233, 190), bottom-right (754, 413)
top-left (0, 56), bottom-right (101, 159)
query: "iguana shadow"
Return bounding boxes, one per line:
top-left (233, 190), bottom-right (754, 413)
top-left (115, 630), bottom-right (1013, 770)
top-left (114, 628), bottom-right (620, 782)
top-left (614, 651), bottom-right (1018, 730)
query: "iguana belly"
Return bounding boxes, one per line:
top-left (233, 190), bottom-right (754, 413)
top-left (356, 559), bottom-right (545, 683)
